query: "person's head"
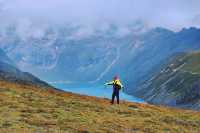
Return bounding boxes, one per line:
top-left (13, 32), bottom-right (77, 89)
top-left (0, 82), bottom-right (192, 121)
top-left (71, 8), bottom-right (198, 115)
top-left (113, 75), bottom-right (119, 80)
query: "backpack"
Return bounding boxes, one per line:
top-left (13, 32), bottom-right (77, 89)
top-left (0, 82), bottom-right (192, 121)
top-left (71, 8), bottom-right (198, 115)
top-left (113, 80), bottom-right (122, 90)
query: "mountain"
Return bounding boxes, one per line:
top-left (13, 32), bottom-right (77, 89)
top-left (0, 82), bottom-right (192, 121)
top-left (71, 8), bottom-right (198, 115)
top-left (0, 49), bottom-right (51, 88)
top-left (0, 43), bottom-right (200, 132)
top-left (1, 23), bottom-right (200, 93)
top-left (0, 79), bottom-right (200, 132)
top-left (135, 52), bottom-right (200, 110)
top-left (0, 22), bottom-right (149, 85)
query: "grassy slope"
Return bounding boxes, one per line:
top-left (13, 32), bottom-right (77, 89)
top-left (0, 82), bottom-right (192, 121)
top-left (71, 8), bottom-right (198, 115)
top-left (0, 81), bottom-right (200, 133)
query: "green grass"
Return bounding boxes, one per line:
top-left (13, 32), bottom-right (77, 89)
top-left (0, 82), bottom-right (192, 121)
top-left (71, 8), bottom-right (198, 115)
top-left (0, 81), bottom-right (200, 132)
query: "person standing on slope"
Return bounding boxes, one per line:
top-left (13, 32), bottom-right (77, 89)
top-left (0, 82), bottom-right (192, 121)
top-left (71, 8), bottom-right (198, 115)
top-left (105, 76), bottom-right (123, 104)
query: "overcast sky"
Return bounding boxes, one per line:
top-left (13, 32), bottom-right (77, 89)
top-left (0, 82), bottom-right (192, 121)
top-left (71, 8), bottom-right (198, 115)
top-left (0, 0), bottom-right (200, 30)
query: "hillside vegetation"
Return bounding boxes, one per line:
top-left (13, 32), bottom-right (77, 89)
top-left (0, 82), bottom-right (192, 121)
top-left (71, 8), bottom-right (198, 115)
top-left (0, 81), bottom-right (200, 133)
top-left (136, 52), bottom-right (200, 110)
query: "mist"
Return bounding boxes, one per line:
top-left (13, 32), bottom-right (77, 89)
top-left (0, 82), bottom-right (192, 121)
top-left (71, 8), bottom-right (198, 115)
top-left (0, 0), bottom-right (200, 30)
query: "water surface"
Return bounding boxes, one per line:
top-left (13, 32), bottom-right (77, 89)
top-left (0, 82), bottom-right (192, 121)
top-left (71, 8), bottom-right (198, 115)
top-left (51, 83), bottom-right (144, 103)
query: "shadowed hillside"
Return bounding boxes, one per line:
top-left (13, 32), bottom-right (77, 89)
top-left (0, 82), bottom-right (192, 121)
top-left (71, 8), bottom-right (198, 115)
top-left (0, 80), bottom-right (200, 133)
top-left (0, 48), bottom-right (51, 88)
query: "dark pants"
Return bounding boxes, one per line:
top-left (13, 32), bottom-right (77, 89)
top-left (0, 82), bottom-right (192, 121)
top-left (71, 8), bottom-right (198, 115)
top-left (111, 88), bottom-right (120, 104)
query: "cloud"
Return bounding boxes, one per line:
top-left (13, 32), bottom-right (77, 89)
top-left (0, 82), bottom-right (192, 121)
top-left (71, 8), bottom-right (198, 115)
top-left (67, 25), bottom-right (95, 40)
top-left (1, 0), bottom-right (200, 30)
top-left (0, 0), bottom-right (5, 12)
top-left (191, 14), bottom-right (200, 27)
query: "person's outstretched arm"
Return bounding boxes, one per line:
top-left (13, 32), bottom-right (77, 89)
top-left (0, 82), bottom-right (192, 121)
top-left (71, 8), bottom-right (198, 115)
top-left (104, 81), bottom-right (114, 85)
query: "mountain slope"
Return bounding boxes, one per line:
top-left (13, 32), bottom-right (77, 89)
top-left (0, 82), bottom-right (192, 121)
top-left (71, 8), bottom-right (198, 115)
top-left (0, 80), bottom-right (200, 132)
top-left (135, 52), bottom-right (200, 110)
top-left (0, 49), bottom-right (51, 88)
top-left (2, 25), bottom-right (200, 93)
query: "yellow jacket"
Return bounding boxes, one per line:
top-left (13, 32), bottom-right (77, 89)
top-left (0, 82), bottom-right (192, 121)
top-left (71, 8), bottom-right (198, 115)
top-left (105, 79), bottom-right (123, 88)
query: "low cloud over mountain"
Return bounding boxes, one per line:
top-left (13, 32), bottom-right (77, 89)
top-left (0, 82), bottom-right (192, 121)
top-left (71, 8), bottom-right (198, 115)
top-left (0, 0), bottom-right (200, 30)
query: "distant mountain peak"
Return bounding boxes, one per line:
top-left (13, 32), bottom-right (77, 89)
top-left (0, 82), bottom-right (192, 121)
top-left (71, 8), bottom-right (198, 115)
top-left (148, 27), bottom-right (174, 35)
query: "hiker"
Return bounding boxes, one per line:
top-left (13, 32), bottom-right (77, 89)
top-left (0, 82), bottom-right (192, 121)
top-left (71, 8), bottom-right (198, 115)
top-left (105, 76), bottom-right (123, 104)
